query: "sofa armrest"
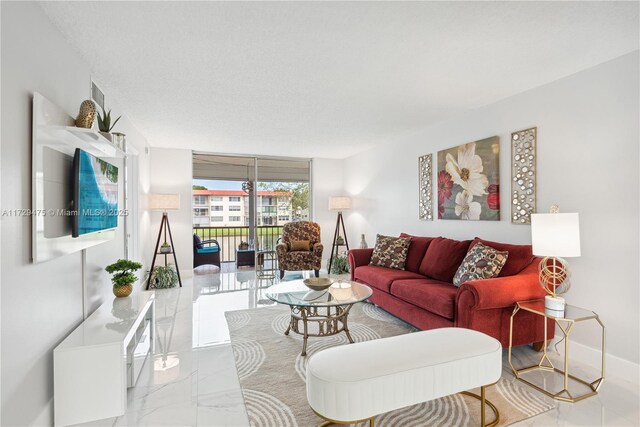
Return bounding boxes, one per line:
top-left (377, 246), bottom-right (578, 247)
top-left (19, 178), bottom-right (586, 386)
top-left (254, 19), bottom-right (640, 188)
top-left (456, 259), bottom-right (544, 310)
top-left (276, 242), bottom-right (289, 257)
top-left (347, 248), bottom-right (374, 280)
top-left (312, 242), bottom-right (323, 257)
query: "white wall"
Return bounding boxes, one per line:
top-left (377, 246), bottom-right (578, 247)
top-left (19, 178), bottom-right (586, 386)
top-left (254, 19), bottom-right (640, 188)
top-left (0, 2), bottom-right (150, 425)
top-left (311, 158), bottom-right (346, 270)
top-left (344, 51), bottom-right (640, 371)
top-left (149, 148), bottom-right (194, 278)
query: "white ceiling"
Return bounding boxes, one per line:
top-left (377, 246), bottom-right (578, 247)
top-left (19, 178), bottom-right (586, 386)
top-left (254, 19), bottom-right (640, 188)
top-left (39, 1), bottom-right (638, 159)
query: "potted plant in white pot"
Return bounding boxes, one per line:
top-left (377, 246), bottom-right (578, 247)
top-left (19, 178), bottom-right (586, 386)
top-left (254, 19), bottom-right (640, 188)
top-left (160, 242), bottom-right (172, 253)
top-left (97, 106), bottom-right (121, 142)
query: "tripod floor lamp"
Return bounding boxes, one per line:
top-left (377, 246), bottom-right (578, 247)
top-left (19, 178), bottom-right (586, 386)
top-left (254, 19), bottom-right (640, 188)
top-left (147, 193), bottom-right (182, 289)
top-left (328, 196), bottom-right (351, 274)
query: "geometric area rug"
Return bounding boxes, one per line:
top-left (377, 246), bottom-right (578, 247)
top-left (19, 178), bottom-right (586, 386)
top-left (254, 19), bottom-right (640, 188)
top-left (226, 303), bottom-right (554, 427)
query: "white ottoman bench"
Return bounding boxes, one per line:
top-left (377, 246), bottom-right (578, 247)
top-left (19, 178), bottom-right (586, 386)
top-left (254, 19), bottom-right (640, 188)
top-left (306, 327), bottom-right (502, 427)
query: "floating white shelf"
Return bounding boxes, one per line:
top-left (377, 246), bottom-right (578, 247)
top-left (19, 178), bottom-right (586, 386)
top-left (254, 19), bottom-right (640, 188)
top-left (38, 125), bottom-right (131, 158)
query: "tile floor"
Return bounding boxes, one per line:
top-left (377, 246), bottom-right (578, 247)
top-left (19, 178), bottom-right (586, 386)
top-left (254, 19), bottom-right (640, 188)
top-left (77, 267), bottom-right (639, 426)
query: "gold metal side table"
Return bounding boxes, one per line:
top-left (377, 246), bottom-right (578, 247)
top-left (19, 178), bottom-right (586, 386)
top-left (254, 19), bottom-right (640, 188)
top-left (508, 300), bottom-right (605, 402)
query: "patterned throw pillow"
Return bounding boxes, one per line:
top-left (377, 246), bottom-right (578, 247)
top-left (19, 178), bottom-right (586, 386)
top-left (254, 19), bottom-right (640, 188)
top-left (290, 240), bottom-right (311, 251)
top-left (452, 242), bottom-right (509, 287)
top-left (369, 234), bottom-right (411, 270)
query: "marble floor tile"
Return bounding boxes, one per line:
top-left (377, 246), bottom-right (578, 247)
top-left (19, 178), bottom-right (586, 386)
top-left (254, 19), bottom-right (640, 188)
top-left (115, 401), bottom-right (199, 427)
top-left (75, 268), bottom-right (639, 427)
top-left (197, 389), bottom-right (250, 427)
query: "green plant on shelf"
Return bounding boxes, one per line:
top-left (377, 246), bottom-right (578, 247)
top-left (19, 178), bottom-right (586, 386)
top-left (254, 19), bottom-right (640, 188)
top-left (330, 253), bottom-right (350, 275)
top-left (160, 242), bottom-right (171, 253)
top-left (105, 259), bottom-right (142, 287)
top-left (97, 106), bottom-right (121, 132)
top-left (151, 265), bottom-right (178, 289)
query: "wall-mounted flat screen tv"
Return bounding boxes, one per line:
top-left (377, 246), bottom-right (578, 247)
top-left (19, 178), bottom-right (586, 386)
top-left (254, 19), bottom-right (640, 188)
top-left (72, 148), bottom-right (119, 237)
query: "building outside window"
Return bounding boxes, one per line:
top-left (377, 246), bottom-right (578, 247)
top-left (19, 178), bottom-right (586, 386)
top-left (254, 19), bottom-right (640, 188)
top-left (211, 205), bottom-right (223, 211)
top-left (229, 196), bottom-right (241, 202)
top-left (211, 216), bottom-right (224, 222)
top-left (210, 196), bottom-right (223, 202)
top-left (194, 208), bottom-right (208, 217)
top-left (229, 216), bottom-right (241, 222)
top-left (193, 195), bottom-right (207, 205)
top-left (229, 205), bottom-right (241, 211)
top-left (278, 215), bottom-right (290, 222)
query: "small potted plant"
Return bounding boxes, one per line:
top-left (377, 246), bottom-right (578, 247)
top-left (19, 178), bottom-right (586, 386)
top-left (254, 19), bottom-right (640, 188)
top-left (329, 253), bottom-right (350, 275)
top-left (238, 241), bottom-right (249, 250)
top-left (160, 242), bottom-right (171, 254)
top-left (336, 235), bottom-right (345, 245)
top-left (150, 265), bottom-right (179, 289)
top-left (105, 259), bottom-right (142, 298)
top-left (97, 106), bottom-right (121, 142)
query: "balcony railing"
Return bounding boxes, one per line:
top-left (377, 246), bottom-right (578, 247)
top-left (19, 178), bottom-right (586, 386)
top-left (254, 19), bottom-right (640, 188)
top-left (193, 225), bottom-right (283, 263)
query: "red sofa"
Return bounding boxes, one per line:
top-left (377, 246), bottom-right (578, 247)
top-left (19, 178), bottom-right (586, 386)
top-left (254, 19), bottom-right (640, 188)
top-left (348, 234), bottom-right (552, 348)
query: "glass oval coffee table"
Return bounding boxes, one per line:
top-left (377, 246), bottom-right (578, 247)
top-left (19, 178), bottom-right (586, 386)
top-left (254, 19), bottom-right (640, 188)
top-left (266, 280), bottom-right (373, 356)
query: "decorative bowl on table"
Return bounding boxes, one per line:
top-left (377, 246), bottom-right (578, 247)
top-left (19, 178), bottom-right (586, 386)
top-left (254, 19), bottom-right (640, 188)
top-left (303, 277), bottom-right (334, 291)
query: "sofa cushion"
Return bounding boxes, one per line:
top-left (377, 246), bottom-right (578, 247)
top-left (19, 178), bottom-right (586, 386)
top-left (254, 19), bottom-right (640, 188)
top-left (354, 265), bottom-right (425, 293)
top-left (452, 242), bottom-right (508, 286)
top-left (419, 237), bottom-right (472, 282)
top-left (390, 279), bottom-right (458, 320)
top-left (197, 246), bottom-right (219, 254)
top-left (399, 233), bottom-right (435, 273)
top-left (470, 237), bottom-right (534, 277)
top-left (369, 234), bottom-right (411, 270)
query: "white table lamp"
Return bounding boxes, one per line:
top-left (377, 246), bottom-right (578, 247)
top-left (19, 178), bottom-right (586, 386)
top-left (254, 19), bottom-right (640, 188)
top-left (149, 194), bottom-right (181, 211)
top-left (328, 197), bottom-right (352, 212)
top-left (531, 206), bottom-right (580, 314)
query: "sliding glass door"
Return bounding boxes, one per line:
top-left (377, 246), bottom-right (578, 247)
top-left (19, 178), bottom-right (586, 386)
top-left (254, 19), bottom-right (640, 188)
top-left (192, 154), bottom-right (311, 264)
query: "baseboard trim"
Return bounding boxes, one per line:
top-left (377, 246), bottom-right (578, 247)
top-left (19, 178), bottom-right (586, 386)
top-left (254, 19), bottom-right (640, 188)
top-left (553, 334), bottom-right (639, 386)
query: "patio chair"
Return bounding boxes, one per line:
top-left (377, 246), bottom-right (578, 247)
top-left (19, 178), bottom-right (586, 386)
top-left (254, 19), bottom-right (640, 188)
top-left (276, 221), bottom-right (323, 279)
top-left (193, 234), bottom-right (221, 268)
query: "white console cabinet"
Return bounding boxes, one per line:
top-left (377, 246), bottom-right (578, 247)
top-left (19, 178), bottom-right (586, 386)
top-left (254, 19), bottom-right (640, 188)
top-left (54, 291), bottom-right (155, 426)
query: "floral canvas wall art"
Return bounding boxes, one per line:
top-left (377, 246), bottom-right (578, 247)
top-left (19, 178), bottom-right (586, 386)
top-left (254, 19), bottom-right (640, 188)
top-left (437, 136), bottom-right (500, 221)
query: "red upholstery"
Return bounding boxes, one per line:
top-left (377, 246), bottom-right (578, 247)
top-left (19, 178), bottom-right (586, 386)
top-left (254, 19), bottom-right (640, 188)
top-left (399, 233), bottom-right (434, 273)
top-left (456, 261), bottom-right (543, 310)
top-left (470, 237), bottom-right (535, 277)
top-left (419, 237), bottom-right (471, 282)
top-left (390, 279), bottom-right (457, 320)
top-left (348, 248), bottom-right (374, 281)
top-left (365, 287), bottom-right (454, 331)
top-left (349, 233), bottom-right (552, 348)
top-left (455, 259), bottom-right (554, 346)
top-left (353, 265), bottom-right (425, 293)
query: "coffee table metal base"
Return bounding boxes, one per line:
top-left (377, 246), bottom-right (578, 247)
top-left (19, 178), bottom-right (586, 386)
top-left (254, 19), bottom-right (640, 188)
top-left (284, 304), bottom-right (355, 356)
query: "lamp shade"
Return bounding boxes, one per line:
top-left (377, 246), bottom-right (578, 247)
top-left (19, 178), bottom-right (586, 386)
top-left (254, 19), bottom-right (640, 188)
top-left (328, 196), bottom-right (351, 211)
top-left (531, 212), bottom-right (581, 257)
top-left (149, 194), bottom-right (181, 211)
